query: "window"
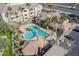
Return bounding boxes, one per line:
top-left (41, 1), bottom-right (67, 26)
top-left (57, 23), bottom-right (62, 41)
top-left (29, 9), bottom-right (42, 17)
top-left (15, 12), bottom-right (18, 14)
top-left (30, 9), bottom-right (33, 11)
top-left (25, 17), bottom-right (28, 19)
top-left (11, 17), bottom-right (15, 20)
top-left (24, 10), bottom-right (27, 12)
top-left (16, 16), bottom-right (19, 18)
top-left (30, 12), bottom-right (33, 14)
top-left (38, 10), bottom-right (41, 12)
top-left (25, 14), bottom-right (27, 16)
top-left (5, 12), bottom-right (8, 17)
top-left (22, 8), bottom-right (24, 10)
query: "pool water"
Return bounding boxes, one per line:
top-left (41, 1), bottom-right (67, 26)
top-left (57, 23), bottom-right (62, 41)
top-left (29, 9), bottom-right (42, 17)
top-left (28, 25), bottom-right (49, 38)
top-left (24, 31), bottom-right (36, 40)
top-left (23, 25), bottom-right (49, 40)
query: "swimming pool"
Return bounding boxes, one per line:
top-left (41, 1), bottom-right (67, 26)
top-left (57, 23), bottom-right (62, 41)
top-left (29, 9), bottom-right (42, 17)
top-left (23, 31), bottom-right (36, 40)
top-left (23, 25), bottom-right (49, 40)
top-left (27, 25), bottom-right (49, 38)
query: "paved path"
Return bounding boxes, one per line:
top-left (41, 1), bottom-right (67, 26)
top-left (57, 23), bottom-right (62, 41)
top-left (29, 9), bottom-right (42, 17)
top-left (44, 44), bottom-right (68, 56)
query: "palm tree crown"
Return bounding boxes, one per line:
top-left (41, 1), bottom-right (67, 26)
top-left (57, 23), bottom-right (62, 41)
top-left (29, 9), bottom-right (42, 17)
top-left (7, 6), bottom-right (12, 12)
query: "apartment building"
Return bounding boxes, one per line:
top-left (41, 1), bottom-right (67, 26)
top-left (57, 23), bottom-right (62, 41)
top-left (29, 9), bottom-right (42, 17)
top-left (22, 8), bottom-right (29, 21)
top-left (1, 3), bottom-right (43, 25)
top-left (22, 4), bottom-right (43, 21)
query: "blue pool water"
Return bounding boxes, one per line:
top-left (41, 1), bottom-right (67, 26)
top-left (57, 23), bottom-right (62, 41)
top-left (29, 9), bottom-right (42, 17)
top-left (24, 31), bottom-right (36, 40)
top-left (27, 25), bottom-right (49, 38)
top-left (23, 25), bottom-right (49, 40)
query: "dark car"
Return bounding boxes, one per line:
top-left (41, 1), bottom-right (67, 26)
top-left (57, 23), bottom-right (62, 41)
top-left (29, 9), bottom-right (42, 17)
top-left (68, 14), bottom-right (77, 18)
top-left (64, 35), bottom-right (74, 41)
top-left (73, 29), bottom-right (79, 32)
top-left (37, 43), bottom-right (52, 56)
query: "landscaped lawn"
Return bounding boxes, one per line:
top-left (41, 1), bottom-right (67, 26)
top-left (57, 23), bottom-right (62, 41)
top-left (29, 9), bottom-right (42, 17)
top-left (0, 32), bottom-right (13, 56)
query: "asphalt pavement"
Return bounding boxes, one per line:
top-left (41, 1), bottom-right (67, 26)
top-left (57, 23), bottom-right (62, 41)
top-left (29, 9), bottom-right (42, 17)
top-left (56, 5), bottom-right (79, 15)
top-left (42, 3), bottom-right (79, 15)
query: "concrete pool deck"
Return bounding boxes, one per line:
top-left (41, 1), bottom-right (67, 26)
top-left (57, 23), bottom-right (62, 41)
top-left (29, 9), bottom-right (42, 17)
top-left (19, 23), bottom-right (57, 55)
top-left (20, 23), bottom-right (50, 34)
top-left (22, 40), bottom-right (38, 55)
top-left (21, 31), bottom-right (50, 55)
top-left (22, 35), bottom-right (49, 55)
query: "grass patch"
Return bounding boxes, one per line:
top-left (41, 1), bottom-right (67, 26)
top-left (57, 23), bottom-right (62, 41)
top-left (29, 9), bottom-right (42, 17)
top-left (0, 32), bottom-right (13, 56)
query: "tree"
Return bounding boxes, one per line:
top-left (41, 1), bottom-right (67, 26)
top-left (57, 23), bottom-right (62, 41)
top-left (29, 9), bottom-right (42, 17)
top-left (7, 6), bottom-right (12, 12)
top-left (69, 3), bottom-right (76, 10)
top-left (51, 16), bottom-right (58, 24)
top-left (57, 28), bottom-right (64, 38)
top-left (48, 4), bottom-right (52, 9)
top-left (26, 3), bottom-right (31, 6)
top-left (59, 13), bottom-right (68, 23)
top-left (76, 16), bottom-right (79, 23)
top-left (43, 16), bottom-right (58, 31)
top-left (43, 17), bottom-right (51, 30)
top-left (18, 7), bottom-right (23, 12)
top-left (48, 3), bottom-right (57, 10)
top-left (7, 5), bottom-right (12, 25)
top-left (18, 7), bottom-right (25, 24)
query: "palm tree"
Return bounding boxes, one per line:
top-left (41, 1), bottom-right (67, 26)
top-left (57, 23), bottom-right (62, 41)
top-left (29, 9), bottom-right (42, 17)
top-left (55, 13), bottom-right (68, 39)
top-left (7, 6), bottom-right (16, 31)
top-left (51, 16), bottom-right (58, 24)
top-left (7, 5), bottom-right (12, 24)
top-left (48, 3), bottom-right (57, 11)
top-left (18, 7), bottom-right (22, 12)
top-left (44, 17), bottom-right (59, 43)
top-left (76, 16), bottom-right (79, 23)
top-left (51, 16), bottom-right (58, 31)
top-left (59, 13), bottom-right (68, 23)
top-left (69, 3), bottom-right (76, 10)
top-left (48, 4), bottom-right (52, 9)
top-left (7, 6), bottom-right (12, 12)
top-left (43, 17), bottom-right (52, 30)
top-left (18, 7), bottom-right (25, 24)
top-left (26, 3), bottom-right (31, 6)
top-left (43, 16), bottom-right (58, 31)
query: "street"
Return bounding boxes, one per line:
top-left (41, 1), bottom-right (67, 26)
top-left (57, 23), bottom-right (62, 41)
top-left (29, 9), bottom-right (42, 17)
top-left (56, 5), bottom-right (79, 15)
top-left (42, 3), bottom-right (79, 15)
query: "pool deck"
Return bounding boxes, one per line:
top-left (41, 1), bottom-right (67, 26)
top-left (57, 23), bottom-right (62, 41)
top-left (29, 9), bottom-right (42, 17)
top-left (22, 40), bottom-right (38, 55)
top-left (19, 23), bottom-right (56, 55)
top-left (22, 37), bottom-right (49, 55)
top-left (20, 23), bottom-right (49, 34)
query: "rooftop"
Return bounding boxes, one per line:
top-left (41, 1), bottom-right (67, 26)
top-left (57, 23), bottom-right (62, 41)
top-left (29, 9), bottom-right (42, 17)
top-left (0, 3), bottom-right (42, 13)
top-left (65, 26), bottom-right (79, 56)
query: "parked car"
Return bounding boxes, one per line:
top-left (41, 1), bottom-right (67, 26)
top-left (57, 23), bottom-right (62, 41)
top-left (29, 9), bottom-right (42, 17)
top-left (37, 43), bottom-right (52, 56)
top-left (73, 29), bottom-right (79, 32)
top-left (64, 35), bottom-right (74, 41)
